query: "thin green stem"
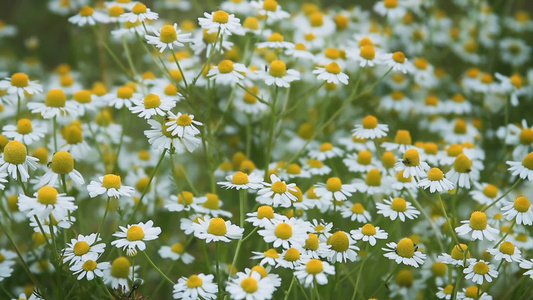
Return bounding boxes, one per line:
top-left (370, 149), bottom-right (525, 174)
top-left (407, 189), bottom-right (444, 252)
top-left (437, 192), bottom-right (461, 247)
top-left (142, 251), bottom-right (174, 285)
top-left (52, 116), bottom-right (58, 152)
top-left (263, 86), bottom-right (280, 181)
top-left (494, 220), bottom-right (516, 248)
top-left (216, 242), bottom-right (221, 299)
top-left (96, 197), bottom-right (111, 240)
top-left (170, 48), bottom-right (189, 88)
top-left (482, 178), bottom-right (523, 212)
top-left (352, 244), bottom-right (370, 300)
top-left (283, 276), bottom-right (296, 300)
top-left (372, 264), bottom-right (400, 298)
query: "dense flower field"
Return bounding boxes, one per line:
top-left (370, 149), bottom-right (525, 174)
top-left (1, 0), bottom-right (533, 299)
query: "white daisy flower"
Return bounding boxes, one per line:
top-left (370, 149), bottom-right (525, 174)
top-left (165, 191), bottom-right (202, 212)
top-left (129, 93), bottom-right (175, 119)
top-left (164, 112), bottom-right (202, 139)
top-left (374, 0), bottom-right (407, 20)
top-left (72, 89), bottom-right (102, 116)
top-left (350, 223), bottom-right (388, 246)
top-left (0, 141), bottom-right (39, 182)
top-left (418, 168), bottom-right (455, 193)
top-left (218, 171), bottom-right (264, 190)
top-left (120, 3), bottom-right (158, 23)
top-left (246, 205), bottom-right (283, 228)
top-left (437, 243), bottom-right (470, 267)
top-left (173, 273), bottom-right (218, 300)
top-left (470, 183), bottom-right (502, 206)
top-left (520, 258), bottom-right (533, 279)
top-left (352, 115), bottom-right (389, 139)
top-left (256, 32), bottom-right (294, 50)
top-left (294, 258), bottom-right (335, 287)
top-left (37, 151), bottom-right (85, 188)
top-left (18, 185), bottom-right (77, 221)
top-left (308, 142), bottom-right (344, 161)
top-left (381, 51), bottom-right (414, 74)
top-left (251, 248), bottom-right (281, 267)
top-left (258, 217), bottom-right (309, 249)
top-left (158, 242), bottom-right (194, 264)
top-left (0, 172), bottom-right (8, 190)
top-left (198, 10), bottom-right (242, 36)
top-left (486, 241), bottom-right (522, 262)
top-left (507, 152), bottom-right (533, 180)
top-left (324, 230), bottom-right (359, 263)
top-left (2, 118), bottom-right (46, 145)
top-left (68, 6), bottom-right (108, 27)
top-left (105, 86), bottom-right (142, 109)
top-left (340, 202), bottom-right (372, 223)
top-left (192, 216), bottom-right (244, 243)
top-left (111, 220), bottom-right (161, 256)
top-left (27, 89), bottom-right (79, 119)
top-left (501, 196), bottom-right (533, 225)
top-left (314, 177), bottom-right (356, 203)
top-left (275, 247), bottom-right (309, 269)
top-left (194, 193), bottom-right (233, 218)
top-left (256, 174), bottom-right (297, 208)
top-left (207, 60), bottom-right (247, 85)
top-left (463, 259), bottom-right (498, 285)
top-left (62, 233), bottom-right (106, 266)
top-left (376, 197), bottom-right (420, 222)
top-left (382, 238), bottom-right (427, 268)
top-left (258, 60), bottom-right (300, 88)
top-left (348, 45), bottom-right (385, 68)
top-left (436, 285), bottom-right (454, 300)
top-left (0, 72), bottom-right (42, 98)
top-left (251, 0), bottom-right (290, 23)
top-left (226, 271), bottom-right (276, 300)
top-left (87, 174), bottom-right (136, 199)
top-left (144, 119), bottom-right (201, 153)
top-left (352, 168), bottom-right (394, 195)
top-left (455, 211), bottom-right (500, 241)
top-left (146, 23), bottom-right (191, 53)
top-left (301, 233), bottom-right (330, 259)
top-left (70, 252), bottom-right (110, 281)
top-left (103, 256), bottom-right (139, 293)
top-left (456, 286), bottom-right (493, 300)
top-left (394, 148), bottom-right (430, 179)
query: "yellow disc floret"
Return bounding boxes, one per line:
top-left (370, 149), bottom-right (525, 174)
top-left (127, 225), bottom-right (145, 241)
top-left (514, 196), bottom-right (530, 213)
top-left (213, 10), bottom-right (229, 23)
top-left (275, 223), bottom-right (293, 239)
top-left (469, 211), bottom-right (487, 230)
top-left (522, 152), bottom-right (533, 169)
top-left (186, 274), bottom-right (203, 288)
top-left (361, 223), bottom-right (376, 236)
top-left (391, 197), bottom-right (407, 212)
top-left (37, 186), bottom-right (58, 205)
top-left (427, 168), bottom-right (444, 181)
top-left (325, 62), bottom-right (341, 74)
top-left (110, 257), bottom-right (131, 278)
top-left (403, 149), bottom-right (420, 166)
top-left (102, 174), bottom-right (122, 189)
top-left (207, 218), bottom-right (227, 236)
top-left (362, 115), bottom-right (378, 129)
top-left (326, 177), bottom-right (342, 192)
top-left (232, 171), bottom-right (249, 184)
top-left (11, 72), bottom-right (29, 87)
top-left (306, 259), bottom-right (324, 274)
top-left (73, 241), bottom-right (90, 256)
top-left (17, 119), bottom-right (33, 135)
top-left (50, 151), bottom-right (74, 174)
top-left (160, 25), bottom-right (177, 43)
top-left (45, 89), bottom-right (67, 107)
top-left (396, 238), bottom-right (415, 258)
top-left (218, 60), bottom-right (234, 73)
top-left (269, 60), bottom-right (287, 77)
top-left (241, 277), bottom-right (258, 293)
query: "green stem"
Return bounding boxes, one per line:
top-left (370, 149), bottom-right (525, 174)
top-left (407, 189), bottom-right (444, 252)
top-left (91, 26), bottom-right (131, 78)
top-left (142, 251), bottom-right (174, 285)
top-left (283, 276), bottom-right (296, 300)
top-left (372, 264), bottom-right (400, 298)
top-left (437, 192), bottom-right (461, 247)
top-left (482, 178), bottom-right (523, 212)
top-left (216, 242), bottom-right (221, 298)
top-left (170, 48), bottom-right (189, 88)
top-left (112, 107), bottom-right (128, 174)
top-left (352, 244), bottom-right (370, 300)
top-left (494, 220), bottom-right (516, 248)
top-left (52, 116), bottom-right (58, 153)
top-left (96, 197), bottom-right (111, 240)
top-left (263, 86), bottom-right (279, 181)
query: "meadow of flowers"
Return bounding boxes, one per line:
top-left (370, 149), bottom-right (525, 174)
top-left (0, 0), bottom-right (533, 299)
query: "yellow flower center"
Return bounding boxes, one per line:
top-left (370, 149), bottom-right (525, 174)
top-left (305, 259), bottom-right (324, 275)
top-left (257, 205), bottom-right (274, 219)
top-left (365, 169), bottom-right (382, 186)
top-left (392, 51), bottom-right (406, 63)
top-left (522, 152), bottom-right (533, 169)
top-left (325, 62), bottom-right (341, 74)
top-left (231, 171), bottom-right (249, 184)
top-left (480, 185), bottom-right (497, 199)
top-left (359, 45), bottom-right (376, 60)
top-left (218, 60), bottom-right (234, 73)
top-left (269, 60), bottom-right (287, 77)
top-left (443, 285), bottom-right (454, 295)
top-left (469, 211), bottom-right (487, 230)
top-left (73, 241), bottom-right (90, 256)
top-left (427, 168), bottom-right (444, 181)
top-left (37, 186), bottom-right (58, 205)
top-left (452, 94), bottom-right (465, 103)
top-left (396, 238), bottom-right (415, 258)
top-left (110, 257), bottom-right (131, 278)
top-left (49, 151), bottom-right (74, 174)
top-left (453, 119), bottom-right (467, 134)
top-left (275, 223), bottom-right (293, 239)
top-left (164, 84), bottom-right (178, 96)
top-left (361, 223), bottom-right (377, 236)
top-left (241, 277), bottom-right (258, 293)
top-left (263, 0), bottom-right (278, 11)
top-left (73, 90), bottom-right (92, 104)
top-left (243, 17), bottom-right (259, 30)
top-left (82, 260), bottom-right (97, 271)
top-left (160, 25), bottom-right (177, 43)
top-left (79, 5), bottom-right (94, 16)
top-left (127, 225), bottom-right (145, 241)
top-left (454, 153), bottom-right (472, 173)
top-left (362, 115), bottom-right (378, 129)
top-left (203, 29), bottom-right (218, 44)
top-left (132, 3), bottom-right (147, 14)
top-left (514, 196), bottom-right (531, 213)
top-left (319, 143), bottom-right (333, 152)
top-left (473, 261), bottom-right (489, 275)
top-left (186, 274), bottom-right (203, 288)
top-left (117, 86), bottom-right (133, 99)
top-left (304, 233), bottom-right (319, 250)
top-left (520, 129), bottom-right (533, 145)
top-left (202, 193), bottom-right (220, 209)
top-left (108, 5), bottom-right (124, 17)
top-left (45, 89), bottom-right (67, 108)
top-left (135, 177), bottom-right (150, 192)
top-left (243, 86), bottom-right (259, 104)
top-left (465, 286), bottom-right (480, 298)
top-left (213, 10), bottom-right (229, 23)
top-left (424, 95), bottom-right (438, 106)
top-left (309, 12), bottom-right (323, 27)
top-left (335, 14), bottom-right (349, 30)
top-left (16, 118), bottom-right (33, 135)
top-left (286, 163), bottom-right (301, 175)
top-left (382, 151), bottom-right (396, 168)
top-left (11, 72), bottom-right (29, 87)
top-left (499, 241), bottom-right (515, 255)
top-left (268, 32), bottom-right (284, 42)
top-left (414, 58), bottom-right (428, 70)
top-left (143, 94), bottom-right (161, 109)
top-left (328, 231), bottom-right (349, 252)
top-left (481, 73), bottom-right (493, 84)
top-left (171, 242), bottom-right (185, 254)
top-left (326, 177), bottom-right (342, 192)
top-left (102, 174), bottom-right (122, 189)
top-left (207, 218), bottom-right (227, 236)
top-left (355, 150), bottom-right (371, 165)
top-left (395, 269), bottom-right (413, 287)
top-left (304, 33), bottom-right (316, 41)
top-left (251, 265), bottom-right (267, 278)
top-left (446, 144), bottom-right (463, 157)
top-left (384, 0), bottom-right (398, 8)
top-left (177, 191), bottom-right (193, 205)
top-left (403, 149), bottom-right (420, 166)
top-left (59, 75), bottom-right (74, 87)
top-left (510, 74), bottom-right (522, 89)
top-left (451, 243), bottom-right (470, 260)
top-left (393, 130), bottom-right (411, 145)
top-left (391, 197), bottom-right (407, 212)
top-left (284, 248), bottom-right (301, 261)
top-left (431, 262), bottom-right (447, 276)
top-left (351, 203), bottom-right (365, 214)
top-left (264, 248), bottom-right (279, 258)
top-left (272, 181), bottom-right (288, 193)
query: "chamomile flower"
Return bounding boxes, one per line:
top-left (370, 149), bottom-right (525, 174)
top-left (382, 51), bottom-right (414, 74)
top-left (374, 0), bottom-right (407, 20)
top-left (256, 32), bottom-right (294, 50)
top-left (340, 202), bottom-right (372, 223)
top-left (103, 257), bottom-right (139, 292)
top-left (501, 196), bottom-right (533, 225)
top-left (455, 211), bottom-right (499, 241)
top-left (456, 286), bottom-right (493, 300)
top-left (37, 151), bottom-right (85, 188)
top-left (276, 247), bottom-right (309, 269)
top-left (251, 0), bottom-right (290, 23)
top-left (312, 62), bottom-right (349, 85)
top-left (519, 258), bottom-right (533, 279)
top-left (395, 148), bottom-right (430, 178)
top-left (144, 119), bottom-right (201, 153)
top-left (192, 217), bottom-right (243, 243)
top-left (87, 174), bottom-right (135, 198)
top-left (111, 220), bottom-right (161, 256)
top-left (63, 233), bottom-right (106, 266)
top-left (68, 6), bottom-right (107, 26)
top-left (146, 23), bottom-right (191, 53)
top-left (486, 241), bottom-right (522, 262)
top-left (207, 60), bottom-right (247, 85)
top-left (308, 142), bottom-right (344, 161)
top-left (446, 153), bottom-right (477, 189)
top-left (226, 271), bottom-right (276, 300)
top-left (199, 10), bottom-right (242, 36)
top-left (218, 171), bottom-right (264, 190)
top-left (353, 168), bottom-right (394, 195)
top-left (105, 86), bottom-right (142, 109)
top-left (437, 243), bottom-right (470, 267)
top-left (463, 259), bottom-right (498, 285)
top-left (314, 177), bottom-right (356, 203)
top-left (348, 45), bottom-right (385, 68)
top-left (2, 118), bottom-right (46, 145)
top-left (18, 185), bottom-right (77, 221)
top-left (258, 217), bottom-right (309, 249)
top-left (470, 183), bottom-right (501, 206)
top-left (164, 112), bottom-right (202, 139)
top-left (173, 273), bottom-right (218, 300)
top-left (325, 231), bottom-right (359, 263)
top-left (259, 60), bottom-right (300, 88)
top-left (294, 259), bottom-right (335, 287)
top-left (418, 168), bottom-right (455, 193)
top-left (246, 205), bottom-right (281, 227)
top-left (158, 242), bottom-right (194, 264)
top-left (343, 150), bottom-right (379, 173)
top-left (0, 73), bottom-right (42, 98)
top-left (376, 197), bottom-right (420, 222)
top-left (256, 174), bottom-right (297, 208)
top-left (0, 141), bottom-right (39, 182)
top-left (383, 237), bottom-right (427, 267)
top-left (70, 253), bottom-right (110, 281)
top-left (352, 115), bottom-right (389, 139)
top-left (507, 152), bottom-right (533, 180)
top-left (27, 89), bottom-right (78, 119)
top-left (436, 285), bottom-right (455, 299)
top-left (120, 3), bottom-right (158, 23)
top-left (251, 248), bottom-right (280, 266)
top-left (351, 223), bottom-right (388, 246)
top-left (129, 93), bottom-right (176, 119)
